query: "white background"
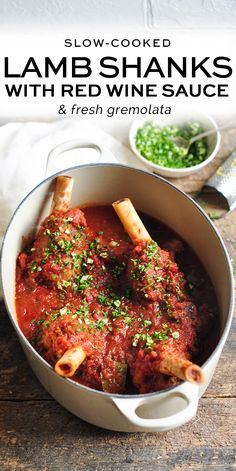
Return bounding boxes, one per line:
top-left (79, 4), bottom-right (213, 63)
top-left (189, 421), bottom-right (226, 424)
top-left (0, 0), bottom-right (235, 128)
top-left (1, 0), bottom-right (236, 29)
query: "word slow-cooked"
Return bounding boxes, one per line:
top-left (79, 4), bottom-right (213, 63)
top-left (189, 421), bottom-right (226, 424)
top-left (16, 176), bottom-right (218, 394)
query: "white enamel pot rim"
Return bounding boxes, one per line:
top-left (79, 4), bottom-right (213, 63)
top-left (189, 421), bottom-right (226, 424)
top-left (1, 162), bottom-right (234, 432)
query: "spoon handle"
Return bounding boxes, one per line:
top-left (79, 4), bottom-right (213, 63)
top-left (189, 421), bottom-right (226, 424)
top-left (191, 118), bottom-right (236, 144)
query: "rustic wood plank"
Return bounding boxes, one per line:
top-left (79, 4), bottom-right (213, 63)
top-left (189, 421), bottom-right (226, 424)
top-left (0, 398), bottom-right (235, 471)
top-left (205, 317), bottom-right (235, 398)
top-left (203, 210), bottom-right (236, 398)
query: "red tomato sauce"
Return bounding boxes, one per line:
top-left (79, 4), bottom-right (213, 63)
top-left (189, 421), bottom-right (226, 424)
top-left (15, 205), bottom-right (218, 394)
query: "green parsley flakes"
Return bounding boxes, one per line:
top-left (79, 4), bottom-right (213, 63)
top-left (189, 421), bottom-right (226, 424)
top-left (135, 122), bottom-right (208, 169)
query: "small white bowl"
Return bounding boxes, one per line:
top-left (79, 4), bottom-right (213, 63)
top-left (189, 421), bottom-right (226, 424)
top-left (129, 113), bottom-right (221, 178)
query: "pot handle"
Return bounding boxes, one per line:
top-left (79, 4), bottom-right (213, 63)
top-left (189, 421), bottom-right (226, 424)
top-left (112, 383), bottom-right (199, 432)
top-left (45, 139), bottom-right (104, 177)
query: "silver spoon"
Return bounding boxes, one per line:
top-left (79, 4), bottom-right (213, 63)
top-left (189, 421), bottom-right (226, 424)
top-left (171, 120), bottom-right (236, 154)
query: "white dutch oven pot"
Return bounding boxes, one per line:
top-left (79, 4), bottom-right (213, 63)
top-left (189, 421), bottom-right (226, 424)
top-left (1, 140), bottom-right (234, 432)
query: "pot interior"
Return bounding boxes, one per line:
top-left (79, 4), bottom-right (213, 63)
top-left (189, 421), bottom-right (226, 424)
top-left (1, 164), bottom-right (233, 360)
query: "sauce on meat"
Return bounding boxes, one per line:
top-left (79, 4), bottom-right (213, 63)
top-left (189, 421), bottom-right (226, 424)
top-left (15, 205), bottom-right (219, 394)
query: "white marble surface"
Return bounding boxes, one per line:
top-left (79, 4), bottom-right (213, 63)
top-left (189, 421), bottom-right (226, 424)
top-left (0, 0), bottom-right (235, 29)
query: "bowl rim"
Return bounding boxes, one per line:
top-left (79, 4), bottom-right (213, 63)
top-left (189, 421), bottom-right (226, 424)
top-left (129, 114), bottom-right (221, 174)
top-left (1, 162), bottom-right (234, 400)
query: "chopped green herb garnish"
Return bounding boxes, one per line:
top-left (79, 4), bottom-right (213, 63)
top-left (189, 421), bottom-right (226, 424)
top-left (172, 331), bottom-right (180, 339)
top-left (153, 331), bottom-right (169, 341)
top-left (143, 319), bottom-right (152, 327)
top-left (29, 262), bottom-right (42, 273)
top-left (132, 333), bottom-right (141, 347)
top-left (135, 122), bottom-right (208, 169)
top-left (95, 318), bottom-right (108, 330)
top-left (97, 294), bottom-right (109, 305)
top-left (73, 274), bottom-right (93, 292)
top-left (146, 240), bottom-right (159, 259)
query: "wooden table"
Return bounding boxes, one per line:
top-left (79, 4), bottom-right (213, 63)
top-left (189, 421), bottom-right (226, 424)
top-left (0, 131), bottom-right (235, 471)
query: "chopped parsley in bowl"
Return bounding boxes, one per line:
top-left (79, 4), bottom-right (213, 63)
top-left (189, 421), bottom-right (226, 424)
top-left (135, 122), bottom-right (208, 169)
top-left (129, 116), bottom-right (220, 178)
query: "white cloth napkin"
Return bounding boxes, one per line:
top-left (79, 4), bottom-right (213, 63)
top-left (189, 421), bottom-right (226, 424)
top-left (0, 117), bottom-right (145, 246)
